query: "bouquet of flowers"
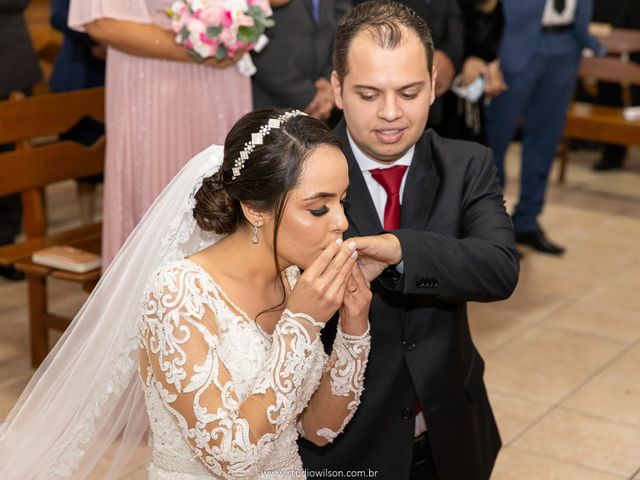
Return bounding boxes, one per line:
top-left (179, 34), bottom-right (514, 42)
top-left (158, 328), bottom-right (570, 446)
top-left (167, 0), bottom-right (274, 76)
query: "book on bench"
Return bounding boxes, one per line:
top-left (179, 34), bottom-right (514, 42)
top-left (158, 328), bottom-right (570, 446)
top-left (32, 246), bottom-right (101, 273)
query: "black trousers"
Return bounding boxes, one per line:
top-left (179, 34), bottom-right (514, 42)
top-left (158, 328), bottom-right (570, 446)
top-left (410, 432), bottom-right (439, 480)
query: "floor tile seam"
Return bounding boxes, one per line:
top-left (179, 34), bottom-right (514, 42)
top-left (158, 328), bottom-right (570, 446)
top-left (487, 254), bottom-right (640, 358)
top-left (549, 196), bottom-right (640, 221)
top-left (489, 388), bottom-right (553, 406)
top-left (540, 323), bottom-right (634, 346)
top-left (560, 181), bottom-right (640, 206)
top-left (506, 444), bottom-right (629, 478)
top-left (505, 338), bottom-right (640, 445)
top-left (556, 405), bottom-right (640, 432)
top-left (563, 336), bottom-right (640, 389)
top-left (484, 285), bottom-right (604, 358)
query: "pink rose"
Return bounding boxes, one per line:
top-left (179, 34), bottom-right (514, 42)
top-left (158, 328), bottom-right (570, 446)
top-left (218, 27), bottom-right (237, 47)
top-left (187, 18), bottom-right (206, 35)
top-left (237, 13), bottom-right (255, 27)
top-left (201, 3), bottom-right (223, 26)
top-left (248, 0), bottom-right (272, 16)
top-left (221, 10), bottom-right (234, 29)
top-left (199, 32), bottom-right (217, 46)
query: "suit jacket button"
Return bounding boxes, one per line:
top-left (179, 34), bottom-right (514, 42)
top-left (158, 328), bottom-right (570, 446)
top-left (416, 278), bottom-right (428, 288)
top-left (427, 278), bottom-right (438, 288)
top-left (400, 406), bottom-right (414, 420)
top-left (403, 339), bottom-right (416, 351)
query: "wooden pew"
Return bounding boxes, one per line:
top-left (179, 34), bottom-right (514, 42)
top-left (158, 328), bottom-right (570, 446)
top-left (559, 56), bottom-right (640, 183)
top-left (0, 87), bottom-right (105, 367)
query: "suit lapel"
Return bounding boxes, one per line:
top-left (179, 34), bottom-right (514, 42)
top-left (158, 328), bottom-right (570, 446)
top-left (335, 121), bottom-right (383, 236)
top-left (303, 0), bottom-right (318, 24)
top-left (401, 131), bottom-right (440, 231)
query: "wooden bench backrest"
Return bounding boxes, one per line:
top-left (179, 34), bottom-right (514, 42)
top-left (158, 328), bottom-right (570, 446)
top-left (578, 56), bottom-right (640, 86)
top-left (0, 87), bottom-right (105, 144)
top-left (0, 88), bottom-right (105, 239)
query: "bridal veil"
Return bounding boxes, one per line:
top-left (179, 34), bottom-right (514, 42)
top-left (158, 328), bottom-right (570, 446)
top-left (0, 145), bottom-right (225, 479)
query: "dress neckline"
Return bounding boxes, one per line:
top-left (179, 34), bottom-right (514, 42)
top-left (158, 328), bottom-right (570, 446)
top-left (183, 258), bottom-right (283, 338)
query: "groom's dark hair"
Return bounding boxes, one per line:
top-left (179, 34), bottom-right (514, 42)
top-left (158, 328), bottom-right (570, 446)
top-left (333, 0), bottom-right (434, 84)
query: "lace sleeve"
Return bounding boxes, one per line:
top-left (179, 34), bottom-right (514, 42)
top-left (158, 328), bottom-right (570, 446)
top-left (140, 265), bottom-right (324, 478)
top-left (297, 320), bottom-right (370, 445)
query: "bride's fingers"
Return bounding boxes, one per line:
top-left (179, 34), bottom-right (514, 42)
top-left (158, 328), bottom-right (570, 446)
top-left (319, 241), bottom-right (357, 281)
top-left (346, 274), bottom-right (357, 294)
top-left (325, 248), bottom-right (358, 298)
top-left (352, 262), bottom-right (370, 290)
top-left (303, 239), bottom-right (342, 279)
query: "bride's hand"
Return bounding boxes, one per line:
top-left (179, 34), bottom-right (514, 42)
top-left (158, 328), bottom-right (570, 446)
top-left (203, 50), bottom-right (246, 68)
top-left (352, 234), bottom-right (403, 282)
top-left (286, 239), bottom-right (359, 323)
top-left (339, 263), bottom-right (372, 336)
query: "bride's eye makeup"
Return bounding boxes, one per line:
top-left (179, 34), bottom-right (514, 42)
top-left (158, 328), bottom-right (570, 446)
top-left (309, 206), bottom-right (329, 217)
top-left (305, 191), bottom-right (347, 217)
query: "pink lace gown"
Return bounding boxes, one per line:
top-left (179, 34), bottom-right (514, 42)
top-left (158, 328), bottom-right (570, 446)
top-left (69, 0), bottom-right (252, 268)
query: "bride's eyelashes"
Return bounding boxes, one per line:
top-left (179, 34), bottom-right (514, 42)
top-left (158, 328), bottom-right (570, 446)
top-left (308, 199), bottom-right (347, 217)
top-left (309, 206), bottom-right (329, 217)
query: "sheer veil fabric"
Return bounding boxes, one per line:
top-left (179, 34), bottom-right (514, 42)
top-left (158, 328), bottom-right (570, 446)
top-left (0, 145), bottom-right (225, 479)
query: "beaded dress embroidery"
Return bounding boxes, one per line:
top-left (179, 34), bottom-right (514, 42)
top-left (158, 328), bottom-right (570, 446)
top-left (138, 259), bottom-right (370, 479)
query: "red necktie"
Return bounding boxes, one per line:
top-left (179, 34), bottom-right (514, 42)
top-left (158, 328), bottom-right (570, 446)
top-left (369, 165), bottom-right (408, 230)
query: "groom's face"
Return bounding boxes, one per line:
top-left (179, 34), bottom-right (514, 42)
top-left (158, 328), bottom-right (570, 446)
top-left (331, 27), bottom-right (436, 164)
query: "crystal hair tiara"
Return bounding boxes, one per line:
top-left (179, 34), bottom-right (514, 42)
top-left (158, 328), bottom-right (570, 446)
top-left (231, 110), bottom-right (307, 180)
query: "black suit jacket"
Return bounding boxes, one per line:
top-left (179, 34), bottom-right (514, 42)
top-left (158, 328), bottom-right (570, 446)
top-left (0, 0), bottom-right (42, 99)
top-left (298, 121), bottom-right (519, 480)
top-left (251, 0), bottom-right (348, 110)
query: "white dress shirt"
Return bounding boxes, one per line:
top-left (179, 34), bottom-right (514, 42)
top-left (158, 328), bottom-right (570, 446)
top-left (346, 132), bottom-right (428, 437)
top-left (542, 0), bottom-right (577, 26)
top-left (347, 131), bottom-right (414, 228)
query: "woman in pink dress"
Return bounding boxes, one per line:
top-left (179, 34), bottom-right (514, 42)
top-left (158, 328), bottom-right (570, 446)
top-left (69, 0), bottom-right (253, 268)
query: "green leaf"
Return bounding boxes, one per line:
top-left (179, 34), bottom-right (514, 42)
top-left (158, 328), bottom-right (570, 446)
top-left (237, 26), bottom-right (258, 44)
top-left (216, 44), bottom-right (228, 60)
top-left (187, 50), bottom-right (205, 63)
top-left (207, 26), bottom-right (222, 37)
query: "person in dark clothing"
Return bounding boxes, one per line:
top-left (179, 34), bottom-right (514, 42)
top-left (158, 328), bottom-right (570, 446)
top-left (251, 0), bottom-right (350, 123)
top-left (442, 0), bottom-right (505, 142)
top-left (299, 2), bottom-right (519, 479)
top-left (486, 0), bottom-right (604, 255)
top-left (0, 0), bottom-right (43, 281)
top-left (49, 0), bottom-right (106, 224)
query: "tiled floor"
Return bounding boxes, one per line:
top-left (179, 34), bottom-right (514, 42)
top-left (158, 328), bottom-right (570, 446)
top-left (1, 144), bottom-right (639, 478)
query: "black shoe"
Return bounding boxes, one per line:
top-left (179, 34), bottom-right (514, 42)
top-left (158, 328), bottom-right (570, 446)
top-left (592, 157), bottom-right (623, 171)
top-left (0, 265), bottom-right (25, 281)
top-left (515, 230), bottom-right (565, 255)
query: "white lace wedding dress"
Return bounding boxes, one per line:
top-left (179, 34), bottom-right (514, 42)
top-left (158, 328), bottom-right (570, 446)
top-left (137, 259), bottom-right (370, 479)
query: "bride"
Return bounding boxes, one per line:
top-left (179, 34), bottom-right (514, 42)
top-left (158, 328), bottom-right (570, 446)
top-left (0, 109), bottom-right (372, 479)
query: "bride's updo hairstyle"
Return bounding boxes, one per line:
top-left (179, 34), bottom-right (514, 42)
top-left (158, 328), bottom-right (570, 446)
top-left (194, 108), bottom-right (342, 236)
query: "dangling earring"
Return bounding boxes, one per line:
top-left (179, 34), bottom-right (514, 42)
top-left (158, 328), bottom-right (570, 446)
top-left (252, 223), bottom-right (260, 244)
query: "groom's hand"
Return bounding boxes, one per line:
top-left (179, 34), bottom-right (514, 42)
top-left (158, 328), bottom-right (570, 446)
top-left (354, 234), bottom-right (403, 282)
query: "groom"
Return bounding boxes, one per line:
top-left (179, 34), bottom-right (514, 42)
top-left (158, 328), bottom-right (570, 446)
top-left (298, 2), bottom-right (519, 479)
